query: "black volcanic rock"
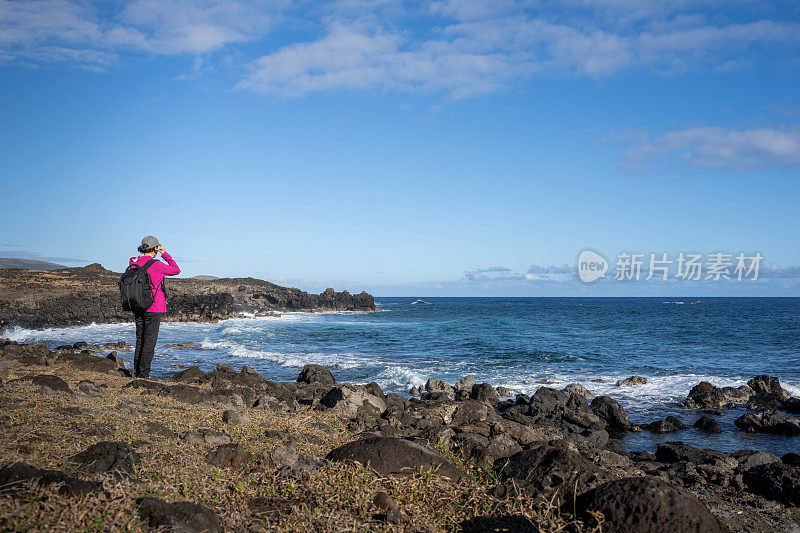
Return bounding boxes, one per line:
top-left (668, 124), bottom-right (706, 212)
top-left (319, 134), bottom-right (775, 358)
top-left (326, 437), bottom-right (463, 481)
top-left (783, 453), bottom-right (800, 467)
top-left (0, 462), bottom-right (100, 496)
top-left (693, 416), bottom-right (722, 434)
top-left (645, 416), bottom-right (689, 434)
top-left (496, 442), bottom-right (610, 499)
top-left (742, 462), bottom-right (800, 506)
top-left (575, 477), bottom-right (729, 532)
top-left (684, 382), bottom-right (752, 409)
top-left (0, 263), bottom-right (377, 329)
top-left (15, 374), bottom-right (71, 394)
top-left (171, 366), bottom-right (208, 384)
top-left (655, 442), bottom-right (730, 465)
top-left (471, 383), bottom-right (499, 405)
top-left (62, 352), bottom-right (120, 374)
top-left (69, 441), bottom-right (141, 478)
top-left (590, 395), bottom-right (631, 432)
top-left (297, 364), bottom-right (336, 386)
top-left (782, 397), bottom-right (800, 414)
top-left (136, 497), bottom-right (221, 533)
top-left (747, 375), bottom-right (788, 400)
top-left (735, 410), bottom-right (800, 436)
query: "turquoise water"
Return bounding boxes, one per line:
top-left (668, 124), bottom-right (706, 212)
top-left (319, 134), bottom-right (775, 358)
top-left (7, 297), bottom-right (800, 455)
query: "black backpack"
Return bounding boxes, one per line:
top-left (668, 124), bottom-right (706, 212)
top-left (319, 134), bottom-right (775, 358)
top-left (119, 259), bottom-right (157, 312)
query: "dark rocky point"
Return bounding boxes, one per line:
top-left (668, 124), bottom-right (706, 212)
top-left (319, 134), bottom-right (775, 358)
top-left (0, 263), bottom-right (377, 329)
top-left (563, 383), bottom-right (593, 398)
top-left (734, 450), bottom-right (781, 471)
top-left (164, 341), bottom-right (199, 349)
top-left (783, 397), bottom-right (800, 414)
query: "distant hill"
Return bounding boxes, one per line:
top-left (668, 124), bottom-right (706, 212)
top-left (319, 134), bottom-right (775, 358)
top-left (0, 258), bottom-right (68, 271)
top-left (188, 275), bottom-right (219, 280)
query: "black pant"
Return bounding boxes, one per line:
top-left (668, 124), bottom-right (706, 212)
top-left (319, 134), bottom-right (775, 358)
top-left (134, 312), bottom-right (161, 378)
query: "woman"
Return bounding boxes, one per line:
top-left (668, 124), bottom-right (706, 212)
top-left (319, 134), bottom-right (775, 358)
top-left (129, 235), bottom-right (180, 378)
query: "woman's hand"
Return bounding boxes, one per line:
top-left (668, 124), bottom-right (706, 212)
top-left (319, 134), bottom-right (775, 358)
top-left (156, 246), bottom-right (166, 255)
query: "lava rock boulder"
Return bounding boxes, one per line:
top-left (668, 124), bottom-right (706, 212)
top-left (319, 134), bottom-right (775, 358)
top-left (574, 477), bottom-right (729, 532)
top-left (297, 364), bottom-right (336, 386)
top-left (326, 437), bottom-right (463, 481)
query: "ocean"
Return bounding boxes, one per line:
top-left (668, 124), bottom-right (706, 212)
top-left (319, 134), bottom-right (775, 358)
top-left (5, 297), bottom-right (800, 456)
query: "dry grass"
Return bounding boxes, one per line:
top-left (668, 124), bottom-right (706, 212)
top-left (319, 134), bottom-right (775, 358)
top-left (0, 360), bottom-right (600, 532)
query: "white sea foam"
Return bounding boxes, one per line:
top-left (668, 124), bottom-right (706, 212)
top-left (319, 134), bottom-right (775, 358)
top-left (6, 311), bottom-right (799, 421)
top-left (2, 323), bottom-right (135, 344)
top-left (200, 337), bottom-right (377, 372)
top-left (374, 365), bottom-right (427, 390)
top-left (491, 371), bottom-right (800, 417)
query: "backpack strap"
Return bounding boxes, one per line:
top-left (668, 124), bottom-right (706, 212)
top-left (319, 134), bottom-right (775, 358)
top-left (138, 258), bottom-right (159, 291)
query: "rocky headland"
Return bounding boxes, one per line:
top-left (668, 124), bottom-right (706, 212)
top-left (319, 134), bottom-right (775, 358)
top-left (0, 263), bottom-right (377, 329)
top-left (2, 340), bottom-right (800, 532)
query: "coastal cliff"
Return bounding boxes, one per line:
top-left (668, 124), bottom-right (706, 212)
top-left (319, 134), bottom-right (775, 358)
top-left (0, 263), bottom-right (377, 329)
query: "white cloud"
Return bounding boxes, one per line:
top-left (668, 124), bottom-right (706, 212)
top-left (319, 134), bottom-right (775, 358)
top-left (430, 0), bottom-right (522, 21)
top-left (624, 126), bottom-right (800, 171)
top-left (235, 22), bottom-right (523, 97)
top-left (2, 0), bottom-right (800, 97)
top-left (0, 0), bottom-right (281, 68)
top-left (761, 263), bottom-right (800, 279)
top-left (118, 0), bottom-right (279, 55)
top-left (239, 2), bottom-right (800, 96)
top-left (464, 264), bottom-right (575, 282)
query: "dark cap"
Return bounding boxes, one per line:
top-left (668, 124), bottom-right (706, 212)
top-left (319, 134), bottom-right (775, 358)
top-left (141, 236), bottom-right (160, 249)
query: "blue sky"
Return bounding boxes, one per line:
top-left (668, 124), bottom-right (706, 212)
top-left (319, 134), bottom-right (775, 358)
top-left (1, 0), bottom-right (799, 296)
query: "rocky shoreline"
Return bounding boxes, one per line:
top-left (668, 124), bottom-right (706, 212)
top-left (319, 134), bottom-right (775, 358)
top-left (2, 339), bottom-right (799, 531)
top-left (0, 263), bottom-right (377, 329)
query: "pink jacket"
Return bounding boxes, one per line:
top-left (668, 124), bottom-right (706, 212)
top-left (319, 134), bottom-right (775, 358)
top-left (128, 252), bottom-right (181, 313)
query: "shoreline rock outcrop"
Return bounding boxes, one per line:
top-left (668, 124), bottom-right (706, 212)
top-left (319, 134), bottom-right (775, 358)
top-left (0, 263), bottom-right (377, 329)
top-left (3, 341), bottom-right (800, 531)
